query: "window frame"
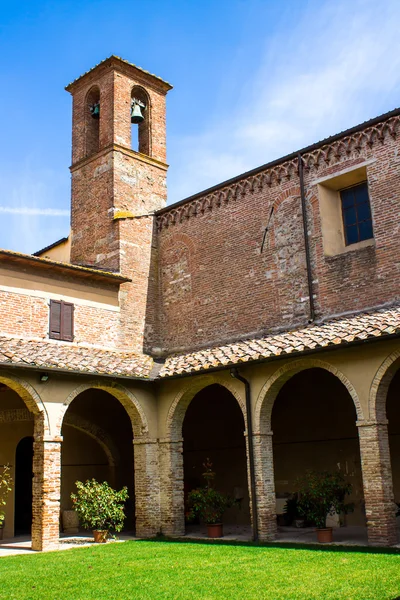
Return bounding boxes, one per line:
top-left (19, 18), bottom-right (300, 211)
top-left (340, 181), bottom-right (374, 246)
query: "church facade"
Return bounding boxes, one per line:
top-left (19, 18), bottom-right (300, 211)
top-left (1, 56), bottom-right (400, 550)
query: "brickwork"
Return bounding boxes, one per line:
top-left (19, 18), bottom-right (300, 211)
top-left (252, 432), bottom-right (277, 541)
top-left (0, 290), bottom-right (121, 349)
top-left (31, 436), bottom-right (62, 551)
top-left (68, 57), bottom-right (170, 353)
top-left (158, 438), bottom-right (185, 536)
top-left (357, 421), bottom-right (397, 545)
top-left (133, 437), bottom-right (161, 537)
top-left (157, 115), bottom-right (400, 354)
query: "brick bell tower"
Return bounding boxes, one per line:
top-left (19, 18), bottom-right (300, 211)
top-left (66, 56), bottom-right (172, 351)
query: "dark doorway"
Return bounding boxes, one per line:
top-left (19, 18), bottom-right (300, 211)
top-left (14, 436), bottom-right (33, 535)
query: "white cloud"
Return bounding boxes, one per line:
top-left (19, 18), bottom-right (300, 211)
top-left (167, 0), bottom-right (400, 204)
top-left (0, 207), bottom-right (69, 216)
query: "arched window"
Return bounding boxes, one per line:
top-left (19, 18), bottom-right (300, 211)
top-left (85, 86), bottom-right (100, 157)
top-left (130, 86), bottom-right (151, 155)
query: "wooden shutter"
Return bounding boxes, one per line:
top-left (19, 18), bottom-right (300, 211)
top-left (61, 301), bottom-right (74, 342)
top-left (49, 300), bottom-right (61, 339)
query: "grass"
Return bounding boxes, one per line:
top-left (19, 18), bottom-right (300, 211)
top-left (0, 539), bottom-right (400, 599)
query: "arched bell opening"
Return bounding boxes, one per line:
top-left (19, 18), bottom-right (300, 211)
top-left (60, 389), bottom-right (135, 533)
top-left (182, 383), bottom-right (250, 536)
top-left (130, 86), bottom-right (151, 155)
top-left (271, 368), bottom-right (365, 536)
top-left (85, 86), bottom-right (100, 157)
top-left (0, 383), bottom-right (35, 540)
top-left (386, 367), bottom-right (400, 540)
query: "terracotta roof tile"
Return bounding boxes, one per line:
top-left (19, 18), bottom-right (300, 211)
top-left (0, 336), bottom-right (153, 379)
top-left (1, 305), bottom-right (400, 380)
top-left (160, 305), bottom-right (400, 377)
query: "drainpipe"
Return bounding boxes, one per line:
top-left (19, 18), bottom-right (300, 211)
top-left (230, 367), bottom-right (259, 542)
top-left (298, 152), bottom-right (315, 323)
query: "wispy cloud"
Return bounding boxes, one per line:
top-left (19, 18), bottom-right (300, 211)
top-left (168, 0), bottom-right (400, 203)
top-left (0, 207), bottom-right (69, 216)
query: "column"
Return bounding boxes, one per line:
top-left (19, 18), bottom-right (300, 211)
top-left (252, 431), bottom-right (277, 541)
top-left (133, 437), bottom-right (160, 537)
top-left (31, 436), bottom-right (62, 551)
top-left (158, 438), bottom-right (184, 537)
top-left (357, 420), bottom-right (397, 546)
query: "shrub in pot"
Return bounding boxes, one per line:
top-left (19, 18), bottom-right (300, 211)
top-left (71, 479), bottom-right (128, 543)
top-left (0, 464), bottom-right (13, 541)
top-left (296, 470), bottom-right (353, 543)
top-left (187, 459), bottom-right (234, 538)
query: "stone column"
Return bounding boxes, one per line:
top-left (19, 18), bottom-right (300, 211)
top-left (357, 420), bottom-right (397, 546)
top-left (252, 431), bottom-right (277, 542)
top-left (133, 437), bottom-right (160, 537)
top-left (158, 438), bottom-right (184, 537)
top-left (31, 436), bottom-right (62, 551)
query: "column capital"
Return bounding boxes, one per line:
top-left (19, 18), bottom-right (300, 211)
top-left (133, 437), bottom-right (158, 446)
top-left (34, 435), bottom-right (63, 444)
top-left (252, 431), bottom-right (274, 437)
top-left (356, 419), bottom-right (388, 428)
top-left (158, 437), bottom-right (184, 445)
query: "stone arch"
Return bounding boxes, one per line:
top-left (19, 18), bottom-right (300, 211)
top-left (0, 371), bottom-right (50, 437)
top-left (58, 380), bottom-right (149, 438)
top-left (166, 375), bottom-right (247, 440)
top-left (255, 358), bottom-right (363, 433)
top-left (369, 349), bottom-right (400, 422)
top-left (62, 413), bottom-right (119, 467)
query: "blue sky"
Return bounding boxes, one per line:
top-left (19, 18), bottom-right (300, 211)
top-left (1, 0), bottom-right (400, 254)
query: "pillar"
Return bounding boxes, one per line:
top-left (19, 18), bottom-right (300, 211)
top-left (133, 437), bottom-right (160, 537)
top-left (31, 436), bottom-right (62, 551)
top-left (357, 420), bottom-right (397, 546)
top-left (158, 438), bottom-right (184, 536)
top-left (252, 431), bottom-right (277, 541)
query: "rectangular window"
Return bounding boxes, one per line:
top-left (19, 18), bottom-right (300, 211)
top-left (340, 182), bottom-right (373, 246)
top-left (49, 300), bottom-right (74, 341)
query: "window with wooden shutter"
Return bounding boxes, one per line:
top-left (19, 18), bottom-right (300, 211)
top-left (49, 300), bottom-right (74, 341)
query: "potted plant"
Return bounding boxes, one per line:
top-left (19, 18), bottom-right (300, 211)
top-left (283, 493), bottom-right (304, 527)
top-left (71, 479), bottom-right (128, 543)
top-left (187, 459), bottom-right (234, 538)
top-left (0, 464), bottom-right (13, 541)
top-left (296, 470), bottom-right (353, 543)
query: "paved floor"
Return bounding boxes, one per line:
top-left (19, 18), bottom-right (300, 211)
top-left (0, 533), bottom-right (137, 557)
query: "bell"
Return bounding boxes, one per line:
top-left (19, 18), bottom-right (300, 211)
top-left (90, 102), bottom-right (100, 119)
top-left (131, 101), bottom-right (145, 124)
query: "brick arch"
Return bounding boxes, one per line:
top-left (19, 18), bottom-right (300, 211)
top-left (58, 381), bottom-right (149, 438)
top-left (254, 358), bottom-right (363, 434)
top-left (166, 375), bottom-right (246, 440)
top-left (63, 413), bottom-right (119, 467)
top-left (0, 371), bottom-right (49, 437)
top-left (369, 349), bottom-right (400, 422)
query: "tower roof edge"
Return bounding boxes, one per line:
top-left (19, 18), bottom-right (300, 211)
top-left (65, 55), bottom-right (173, 93)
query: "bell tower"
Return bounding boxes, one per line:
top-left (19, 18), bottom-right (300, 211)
top-left (66, 56), bottom-right (172, 351)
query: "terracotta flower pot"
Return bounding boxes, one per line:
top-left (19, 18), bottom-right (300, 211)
top-left (207, 523), bottom-right (223, 538)
top-left (93, 530), bottom-right (108, 543)
top-left (316, 527), bottom-right (333, 543)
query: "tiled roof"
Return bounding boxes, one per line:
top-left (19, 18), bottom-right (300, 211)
top-left (160, 305), bottom-right (400, 377)
top-left (65, 55), bottom-right (172, 91)
top-left (1, 306), bottom-right (400, 380)
top-left (0, 336), bottom-right (153, 379)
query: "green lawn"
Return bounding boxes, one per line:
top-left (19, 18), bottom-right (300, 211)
top-left (1, 540), bottom-right (400, 600)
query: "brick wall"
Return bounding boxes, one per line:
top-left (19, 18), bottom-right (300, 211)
top-left (0, 290), bottom-right (121, 348)
top-left (156, 115), bottom-right (400, 354)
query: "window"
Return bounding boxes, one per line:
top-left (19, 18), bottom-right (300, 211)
top-left (314, 160), bottom-right (375, 256)
top-left (49, 300), bottom-right (74, 341)
top-left (340, 182), bottom-right (373, 246)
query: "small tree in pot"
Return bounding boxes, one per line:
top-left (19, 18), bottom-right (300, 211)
top-left (187, 459), bottom-right (234, 538)
top-left (71, 479), bottom-right (128, 543)
top-left (0, 464), bottom-right (13, 540)
top-left (296, 470), bottom-right (353, 543)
